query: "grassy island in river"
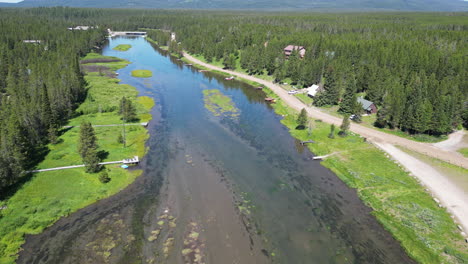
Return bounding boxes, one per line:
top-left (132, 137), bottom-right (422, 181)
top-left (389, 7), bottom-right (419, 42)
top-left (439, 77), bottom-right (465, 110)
top-left (113, 44), bottom-right (132, 51)
top-left (131, 69), bottom-right (153, 78)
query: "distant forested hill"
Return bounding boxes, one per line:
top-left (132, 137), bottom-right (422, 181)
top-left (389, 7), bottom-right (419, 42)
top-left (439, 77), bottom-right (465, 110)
top-left (2, 0), bottom-right (467, 11)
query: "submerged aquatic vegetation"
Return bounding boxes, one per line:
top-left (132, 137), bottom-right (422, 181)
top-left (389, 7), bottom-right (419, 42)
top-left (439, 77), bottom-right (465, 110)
top-left (163, 237), bottom-right (175, 258)
top-left (148, 229), bottom-right (160, 242)
top-left (202, 89), bottom-right (239, 119)
top-left (182, 222), bottom-right (205, 264)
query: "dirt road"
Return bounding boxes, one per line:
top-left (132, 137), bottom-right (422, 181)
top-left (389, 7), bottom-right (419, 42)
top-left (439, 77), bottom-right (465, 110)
top-left (375, 142), bottom-right (468, 234)
top-left (183, 53), bottom-right (468, 170)
top-left (433, 130), bottom-right (467, 153)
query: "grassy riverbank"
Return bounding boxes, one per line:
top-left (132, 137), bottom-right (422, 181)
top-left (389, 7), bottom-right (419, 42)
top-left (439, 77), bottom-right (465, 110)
top-left (113, 44), bottom-right (132, 51)
top-left (0, 53), bottom-right (154, 264)
top-left (265, 89), bottom-right (468, 264)
top-left (187, 52), bottom-right (448, 143)
top-left (182, 54), bottom-right (468, 263)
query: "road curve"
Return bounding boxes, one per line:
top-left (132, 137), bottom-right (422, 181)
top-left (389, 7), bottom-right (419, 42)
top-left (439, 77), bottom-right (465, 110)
top-left (183, 53), bottom-right (468, 169)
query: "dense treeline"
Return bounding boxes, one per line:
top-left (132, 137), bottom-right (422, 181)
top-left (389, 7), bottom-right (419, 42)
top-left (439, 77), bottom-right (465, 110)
top-left (0, 8), bottom-right (106, 193)
top-left (0, 7), bottom-right (466, 193)
top-left (66, 9), bottom-right (466, 135)
top-left (142, 12), bottom-right (467, 135)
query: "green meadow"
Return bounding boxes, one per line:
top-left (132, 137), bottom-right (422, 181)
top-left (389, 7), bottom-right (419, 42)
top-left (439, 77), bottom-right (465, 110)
top-left (0, 53), bottom-right (154, 264)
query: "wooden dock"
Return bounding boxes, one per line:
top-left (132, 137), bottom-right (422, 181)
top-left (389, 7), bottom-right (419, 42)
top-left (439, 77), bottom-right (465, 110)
top-left (63, 123), bottom-right (148, 129)
top-left (27, 156), bottom-right (140, 173)
top-left (300, 140), bottom-right (315, 145)
top-left (123, 156), bottom-right (139, 164)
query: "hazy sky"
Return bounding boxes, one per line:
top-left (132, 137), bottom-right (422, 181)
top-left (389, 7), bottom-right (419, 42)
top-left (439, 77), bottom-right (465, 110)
top-left (0, 0), bottom-right (23, 2)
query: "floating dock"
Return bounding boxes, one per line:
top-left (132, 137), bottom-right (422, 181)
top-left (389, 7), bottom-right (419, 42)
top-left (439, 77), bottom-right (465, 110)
top-left (300, 140), bottom-right (315, 145)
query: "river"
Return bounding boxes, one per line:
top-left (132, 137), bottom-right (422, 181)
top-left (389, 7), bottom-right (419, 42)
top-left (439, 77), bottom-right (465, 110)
top-left (18, 37), bottom-right (414, 264)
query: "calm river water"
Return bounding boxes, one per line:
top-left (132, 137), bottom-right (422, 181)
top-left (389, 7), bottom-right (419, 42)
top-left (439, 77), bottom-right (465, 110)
top-left (18, 37), bottom-right (414, 264)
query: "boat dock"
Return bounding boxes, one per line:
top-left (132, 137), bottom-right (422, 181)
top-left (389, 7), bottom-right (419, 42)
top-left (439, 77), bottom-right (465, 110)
top-left (123, 156), bottom-right (139, 164)
top-left (300, 140), bottom-right (315, 145)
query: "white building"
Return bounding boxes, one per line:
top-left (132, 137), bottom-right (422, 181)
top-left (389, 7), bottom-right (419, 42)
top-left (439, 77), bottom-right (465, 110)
top-left (307, 84), bottom-right (320, 97)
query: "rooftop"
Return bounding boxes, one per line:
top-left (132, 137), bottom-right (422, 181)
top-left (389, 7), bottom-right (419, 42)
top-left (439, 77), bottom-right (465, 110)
top-left (357, 97), bottom-right (374, 110)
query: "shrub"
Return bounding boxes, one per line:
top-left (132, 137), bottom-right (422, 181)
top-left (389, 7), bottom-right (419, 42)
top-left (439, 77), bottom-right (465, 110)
top-left (99, 171), bottom-right (111, 183)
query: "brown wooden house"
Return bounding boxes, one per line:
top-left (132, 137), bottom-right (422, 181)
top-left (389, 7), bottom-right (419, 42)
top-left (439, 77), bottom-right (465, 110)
top-left (357, 97), bottom-right (377, 114)
top-left (284, 45), bottom-right (306, 58)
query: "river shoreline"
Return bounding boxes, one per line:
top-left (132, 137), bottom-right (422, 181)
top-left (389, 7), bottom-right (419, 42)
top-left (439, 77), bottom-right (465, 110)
top-left (10, 37), bottom-right (466, 264)
top-left (0, 51), bottom-right (154, 263)
top-left (177, 49), bottom-right (468, 263)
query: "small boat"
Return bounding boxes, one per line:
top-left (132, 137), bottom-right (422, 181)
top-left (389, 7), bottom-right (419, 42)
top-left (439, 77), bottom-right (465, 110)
top-left (185, 63), bottom-right (193, 66)
top-left (121, 164), bottom-right (129, 169)
top-left (254, 86), bottom-right (263, 90)
top-left (225, 76), bottom-right (235, 81)
top-left (265, 97), bottom-right (276, 103)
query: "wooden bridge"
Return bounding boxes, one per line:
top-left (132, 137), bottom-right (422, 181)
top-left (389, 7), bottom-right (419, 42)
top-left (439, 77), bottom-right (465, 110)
top-left (27, 156), bottom-right (140, 173)
top-left (108, 29), bottom-right (147, 37)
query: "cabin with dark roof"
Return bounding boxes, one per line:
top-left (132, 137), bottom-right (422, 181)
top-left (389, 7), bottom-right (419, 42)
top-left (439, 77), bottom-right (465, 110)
top-left (357, 97), bottom-right (377, 114)
top-left (284, 45), bottom-right (306, 58)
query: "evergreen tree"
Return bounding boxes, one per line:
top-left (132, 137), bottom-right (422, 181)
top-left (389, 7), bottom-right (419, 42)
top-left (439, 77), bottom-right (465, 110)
top-left (328, 124), bottom-right (335, 139)
top-left (339, 75), bottom-right (358, 114)
top-left (78, 121), bottom-right (101, 173)
top-left (223, 53), bottom-right (236, 69)
top-left (296, 108), bottom-right (308, 129)
top-left (339, 115), bottom-right (350, 136)
top-left (119, 96), bottom-right (138, 122)
top-left (99, 170), bottom-right (111, 183)
top-left (314, 66), bottom-right (340, 107)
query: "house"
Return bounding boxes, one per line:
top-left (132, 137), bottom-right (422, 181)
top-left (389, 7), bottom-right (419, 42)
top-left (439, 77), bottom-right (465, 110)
top-left (68, 26), bottom-right (93, 31)
top-left (284, 45), bottom-right (306, 58)
top-left (357, 97), bottom-right (377, 114)
top-left (22, 40), bottom-right (42, 44)
top-left (307, 84), bottom-right (321, 97)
